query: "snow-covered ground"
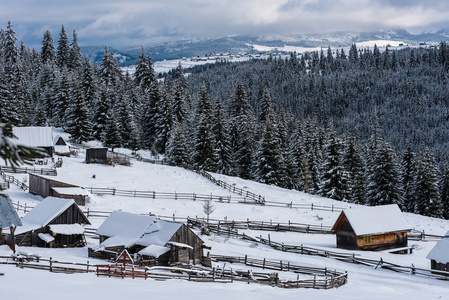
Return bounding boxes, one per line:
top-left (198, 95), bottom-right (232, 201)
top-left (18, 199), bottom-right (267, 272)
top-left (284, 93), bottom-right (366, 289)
top-left (1, 148), bottom-right (449, 300)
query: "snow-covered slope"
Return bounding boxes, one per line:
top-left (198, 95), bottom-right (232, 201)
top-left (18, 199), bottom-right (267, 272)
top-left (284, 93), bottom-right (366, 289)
top-left (1, 150), bottom-right (449, 299)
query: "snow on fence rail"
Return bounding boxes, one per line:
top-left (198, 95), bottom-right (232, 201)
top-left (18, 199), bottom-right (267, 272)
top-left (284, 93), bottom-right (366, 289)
top-left (0, 254), bottom-right (347, 289)
top-left (200, 224), bottom-right (449, 282)
top-left (0, 170), bottom-right (28, 190)
top-left (0, 165), bottom-right (57, 176)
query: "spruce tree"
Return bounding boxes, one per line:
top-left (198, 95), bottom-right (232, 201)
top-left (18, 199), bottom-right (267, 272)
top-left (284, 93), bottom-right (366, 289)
top-left (64, 83), bottom-right (92, 143)
top-left (401, 143), bottom-right (418, 212)
top-left (56, 25), bottom-right (70, 68)
top-left (414, 149), bottom-right (443, 217)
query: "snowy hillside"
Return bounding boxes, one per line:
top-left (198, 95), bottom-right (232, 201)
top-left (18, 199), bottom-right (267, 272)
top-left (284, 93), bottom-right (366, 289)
top-left (1, 148), bottom-right (449, 300)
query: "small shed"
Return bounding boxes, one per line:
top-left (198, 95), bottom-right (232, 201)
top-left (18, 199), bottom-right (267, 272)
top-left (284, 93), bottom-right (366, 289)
top-left (332, 204), bottom-right (411, 251)
top-left (29, 173), bottom-right (88, 206)
top-left (15, 197), bottom-right (90, 248)
top-left (93, 211), bottom-right (204, 266)
top-left (53, 135), bottom-right (70, 156)
top-left (426, 231), bottom-right (449, 271)
top-left (86, 148), bottom-right (108, 164)
top-left (0, 194), bottom-right (22, 252)
top-left (12, 126), bottom-right (54, 157)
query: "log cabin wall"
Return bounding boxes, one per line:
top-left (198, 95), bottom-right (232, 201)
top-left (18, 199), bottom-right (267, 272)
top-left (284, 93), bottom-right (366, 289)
top-left (169, 224), bottom-right (204, 265)
top-left (29, 174), bottom-right (79, 198)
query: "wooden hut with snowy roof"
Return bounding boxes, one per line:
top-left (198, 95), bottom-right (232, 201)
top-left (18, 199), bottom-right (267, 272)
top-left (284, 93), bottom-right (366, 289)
top-left (332, 204), bottom-right (411, 251)
top-left (12, 126), bottom-right (54, 157)
top-left (94, 211), bottom-right (204, 266)
top-left (426, 231), bottom-right (449, 271)
top-left (15, 197), bottom-right (90, 248)
top-left (0, 194), bottom-right (22, 252)
top-left (53, 135), bottom-right (70, 156)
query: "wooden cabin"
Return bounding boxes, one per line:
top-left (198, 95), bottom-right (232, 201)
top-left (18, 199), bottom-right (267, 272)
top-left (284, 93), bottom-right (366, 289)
top-left (92, 211), bottom-right (205, 266)
top-left (12, 126), bottom-right (54, 157)
top-left (0, 194), bottom-right (22, 252)
top-left (332, 204), bottom-right (411, 251)
top-left (29, 173), bottom-right (88, 206)
top-left (85, 148), bottom-right (108, 164)
top-left (426, 231), bottom-right (449, 271)
top-left (15, 197), bottom-right (90, 248)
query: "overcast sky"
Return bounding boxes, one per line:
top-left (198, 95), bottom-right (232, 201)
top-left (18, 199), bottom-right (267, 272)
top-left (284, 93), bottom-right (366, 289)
top-left (2, 0), bottom-right (449, 48)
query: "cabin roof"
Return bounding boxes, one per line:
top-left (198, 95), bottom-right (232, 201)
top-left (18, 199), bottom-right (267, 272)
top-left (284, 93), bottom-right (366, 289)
top-left (333, 204), bottom-right (411, 236)
top-left (0, 193), bottom-right (22, 228)
top-left (426, 231), bottom-right (449, 264)
top-left (12, 126), bottom-right (54, 147)
top-left (16, 197), bottom-right (89, 234)
top-left (97, 210), bottom-right (184, 249)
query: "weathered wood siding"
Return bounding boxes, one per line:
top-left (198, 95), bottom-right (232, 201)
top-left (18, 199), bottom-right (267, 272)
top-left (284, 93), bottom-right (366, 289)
top-left (334, 212), bottom-right (408, 251)
top-left (86, 148), bottom-right (108, 164)
top-left (168, 224), bottom-right (204, 265)
top-left (29, 174), bottom-right (85, 205)
top-left (15, 203), bottom-right (89, 247)
top-left (431, 259), bottom-right (449, 271)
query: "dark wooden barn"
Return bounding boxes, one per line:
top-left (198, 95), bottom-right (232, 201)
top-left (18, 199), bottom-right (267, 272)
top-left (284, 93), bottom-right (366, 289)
top-left (426, 232), bottom-right (449, 271)
top-left (0, 193), bottom-right (22, 252)
top-left (85, 148), bottom-right (108, 164)
top-left (332, 204), bottom-right (411, 251)
top-left (29, 173), bottom-right (87, 206)
top-left (15, 197), bottom-right (90, 248)
top-left (92, 211), bottom-right (205, 266)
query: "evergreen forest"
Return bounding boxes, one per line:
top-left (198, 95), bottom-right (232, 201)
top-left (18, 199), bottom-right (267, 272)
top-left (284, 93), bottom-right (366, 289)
top-left (1, 22), bottom-right (449, 219)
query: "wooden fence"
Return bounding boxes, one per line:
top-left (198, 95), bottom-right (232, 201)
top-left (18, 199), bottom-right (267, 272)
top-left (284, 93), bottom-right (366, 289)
top-left (0, 165), bottom-right (57, 176)
top-left (0, 170), bottom-right (28, 190)
top-left (0, 254), bottom-right (346, 289)
top-left (198, 224), bottom-right (449, 281)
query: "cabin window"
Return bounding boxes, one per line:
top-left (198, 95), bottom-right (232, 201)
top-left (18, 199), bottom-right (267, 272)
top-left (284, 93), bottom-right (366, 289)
top-left (363, 236), bottom-right (372, 245)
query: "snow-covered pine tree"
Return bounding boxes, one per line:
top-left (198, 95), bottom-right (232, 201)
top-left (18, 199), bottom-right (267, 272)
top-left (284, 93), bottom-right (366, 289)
top-left (92, 86), bottom-right (111, 140)
top-left (343, 133), bottom-right (366, 204)
top-left (441, 164), bottom-right (449, 220)
top-left (166, 121), bottom-right (191, 167)
top-left (56, 25), bottom-right (70, 68)
top-left (212, 98), bottom-right (232, 174)
top-left (64, 82), bottom-right (92, 144)
top-left (366, 141), bottom-right (404, 206)
top-left (255, 118), bottom-right (285, 186)
top-left (192, 86), bottom-right (218, 171)
top-left (41, 29), bottom-right (56, 65)
top-left (319, 123), bottom-right (348, 201)
top-left (68, 29), bottom-right (83, 70)
top-left (414, 149), bottom-right (443, 217)
top-left (401, 143), bottom-right (418, 212)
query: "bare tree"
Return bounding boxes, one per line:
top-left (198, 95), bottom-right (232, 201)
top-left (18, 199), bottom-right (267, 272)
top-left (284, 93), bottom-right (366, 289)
top-left (202, 200), bottom-right (216, 222)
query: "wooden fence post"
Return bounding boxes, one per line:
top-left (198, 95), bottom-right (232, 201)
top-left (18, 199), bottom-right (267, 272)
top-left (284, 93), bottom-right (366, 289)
top-left (49, 257), bottom-right (53, 272)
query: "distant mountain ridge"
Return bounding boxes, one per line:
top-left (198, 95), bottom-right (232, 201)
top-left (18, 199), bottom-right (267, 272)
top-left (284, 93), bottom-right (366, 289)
top-left (81, 29), bottom-right (449, 65)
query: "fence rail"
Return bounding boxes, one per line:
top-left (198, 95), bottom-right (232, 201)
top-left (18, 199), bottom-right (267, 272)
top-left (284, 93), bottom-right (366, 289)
top-left (198, 224), bottom-right (449, 282)
top-left (0, 170), bottom-right (28, 190)
top-left (0, 254), bottom-right (346, 289)
top-left (0, 165), bottom-right (57, 176)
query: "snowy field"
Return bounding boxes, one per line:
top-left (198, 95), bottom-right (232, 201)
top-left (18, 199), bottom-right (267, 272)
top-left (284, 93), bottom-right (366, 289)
top-left (1, 146), bottom-right (449, 300)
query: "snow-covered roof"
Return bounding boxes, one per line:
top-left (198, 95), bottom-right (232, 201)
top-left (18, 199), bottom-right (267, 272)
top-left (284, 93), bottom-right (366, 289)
top-left (54, 145), bottom-right (70, 154)
top-left (16, 197), bottom-right (77, 235)
top-left (12, 126), bottom-right (54, 147)
top-left (0, 193), bottom-right (22, 228)
top-left (49, 224), bottom-right (85, 235)
top-left (138, 244), bottom-right (170, 258)
top-left (167, 241), bottom-right (193, 249)
top-left (334, 204), bottom-right (411, 236)
top-left (426, 231), bottom-right (449, 264)
top-left (51, 187), bottom-right (89, 196)
top-left (97, 211), bottom-right (184, 249)
top-left (38, 233), bottom-right (55, 243)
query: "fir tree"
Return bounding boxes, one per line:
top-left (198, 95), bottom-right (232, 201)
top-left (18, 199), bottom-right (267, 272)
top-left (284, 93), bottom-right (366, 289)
top-left (41, 30), bottom-right (56, 64)
top-left (414, 149), bottom-right (443, 217)
top-left (64, 83), bottom-right (92, 143)
top-left (56, 25), bottom-right (70, 68)
top-left (401, 143), bottom-right (418, 212)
